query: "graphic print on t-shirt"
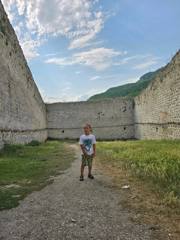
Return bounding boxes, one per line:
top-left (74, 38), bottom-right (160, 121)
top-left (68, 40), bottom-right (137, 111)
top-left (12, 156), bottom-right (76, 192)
top-left (83, 139), bottom-right (92, 153)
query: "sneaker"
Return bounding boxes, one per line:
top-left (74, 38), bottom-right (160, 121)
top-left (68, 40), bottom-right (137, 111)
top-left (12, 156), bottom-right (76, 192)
top-left (80, 176), bottom-right (84, 181)
top-left (88, 174), bottom-right (94, 179)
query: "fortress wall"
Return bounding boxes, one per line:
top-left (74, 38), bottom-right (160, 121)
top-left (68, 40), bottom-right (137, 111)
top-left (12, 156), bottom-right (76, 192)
top-left (1, 1), bottom-right (180, 146)
top-left (46, 98), bottom-right (134, 140)
top-left (134, 51), bottom-right (180, 139)
top-left (0, 2), bottom-right (47, 148)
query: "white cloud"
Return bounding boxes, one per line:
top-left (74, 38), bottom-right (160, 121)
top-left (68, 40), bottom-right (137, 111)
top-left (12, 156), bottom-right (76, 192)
top-left (133, 58), bottom-right (159, 70)
top-left (42, 92), bottom-right (85, 103)
top-left (103, 75), bottom-right (139, 83)
top-left (74, 48), bottom-right (123, 70)
top-left (69, 12), bottom-right (104, 49)
top-left (20, 38), bottom-right (41, 60)
top-left (1, 0), bottom-right (16, 22)
top-left (114, 54), bottom-right (150, 66)
top-left (39, 83), bottom-right (76, 103)
top-left (114, 54), bottom-right (160, 71)
top-left (45, 47), bottom-right (126, 71)
top-left (120, 77), bottom-right (139, 84)
top-left (39, 84), bottom-right (108, 102)
top-left (46, 57), bottom-right (74, 66)
top-left (45, 52), bottom-right (62, 57)
top-left (89, 76), bottom-right (101, 81)
top-left (77, 88), bottom-right (106, 101)
top-left (2, 0), bottom-right (106, 54)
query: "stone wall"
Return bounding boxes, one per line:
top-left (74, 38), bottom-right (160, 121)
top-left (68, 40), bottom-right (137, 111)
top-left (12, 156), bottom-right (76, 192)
top-left (0, 2), bottom-right (47, 149)
top-left (1, 1), bottom-right (180, 146)
top-left (46, 98), bottom-right (134, 140)
top-left (134, 51), bottom-right (180, 139)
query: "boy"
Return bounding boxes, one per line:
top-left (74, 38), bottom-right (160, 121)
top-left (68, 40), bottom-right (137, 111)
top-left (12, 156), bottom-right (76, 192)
top-left (79, 124), bottom-right (96, 181)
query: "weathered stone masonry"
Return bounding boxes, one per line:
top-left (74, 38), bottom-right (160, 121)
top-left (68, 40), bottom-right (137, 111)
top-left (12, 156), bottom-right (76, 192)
top-left (134, 51), bottom-right (180, 139)
top-left (0, 1), bottom-right (180, 148)
top-left (46, 99), bottom-right (135, 140)
top-left (0, 2), bottom-right (47, 149)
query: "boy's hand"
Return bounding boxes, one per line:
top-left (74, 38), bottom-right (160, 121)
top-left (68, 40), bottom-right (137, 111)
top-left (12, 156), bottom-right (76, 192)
top-left (83, 151), bottom-right (88, 157)
top-left (92, 153), bottom-right (96, 158)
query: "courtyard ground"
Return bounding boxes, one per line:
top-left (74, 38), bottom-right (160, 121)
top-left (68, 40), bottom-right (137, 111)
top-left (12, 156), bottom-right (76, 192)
top-left (0, 141), bottom-right (179, 239)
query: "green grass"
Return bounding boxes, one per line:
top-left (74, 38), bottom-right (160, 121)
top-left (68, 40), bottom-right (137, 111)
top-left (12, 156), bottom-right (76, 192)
top-left (97, 140), bottom-right (180, 206)
top-left (0, 141), bottom-right (75, 210)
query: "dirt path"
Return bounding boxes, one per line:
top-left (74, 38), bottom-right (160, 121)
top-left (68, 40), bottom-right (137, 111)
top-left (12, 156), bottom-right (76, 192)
top-left (0, 144), bottom-right (162, 240)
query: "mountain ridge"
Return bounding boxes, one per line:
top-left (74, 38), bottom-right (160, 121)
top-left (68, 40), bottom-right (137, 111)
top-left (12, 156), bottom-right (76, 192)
top-left (88, 68), bottom-right (162, 101)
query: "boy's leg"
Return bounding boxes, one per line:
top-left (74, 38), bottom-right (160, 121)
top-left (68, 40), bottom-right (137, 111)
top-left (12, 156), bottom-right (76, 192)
top-left (80, 162), bottom-right (85, 177)
top-left (80, 163), bottom-right (85, 181)
top-left (80, 155), bottom-right (86, 181)
top-left (88, 157), bottom-right (94, 179)
top-left (88, 165), bottom-right (91, 175)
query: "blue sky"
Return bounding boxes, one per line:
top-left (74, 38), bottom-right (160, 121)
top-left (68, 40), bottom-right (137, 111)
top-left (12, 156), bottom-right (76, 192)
top-left (2, 0), bottom-right (180, 102)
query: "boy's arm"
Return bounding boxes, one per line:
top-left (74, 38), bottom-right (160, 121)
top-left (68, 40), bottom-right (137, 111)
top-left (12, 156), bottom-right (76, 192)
top-left (92, 135), bottom-right (96, 157)
top-left (79, 135), bottom-right (87, 156)
top-left (80, 144), bottom-right (87, 156)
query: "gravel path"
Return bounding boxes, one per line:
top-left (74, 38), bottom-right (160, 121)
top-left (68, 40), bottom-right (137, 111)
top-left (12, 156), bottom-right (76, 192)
top-left (0, 144), bottom-right (160, 240)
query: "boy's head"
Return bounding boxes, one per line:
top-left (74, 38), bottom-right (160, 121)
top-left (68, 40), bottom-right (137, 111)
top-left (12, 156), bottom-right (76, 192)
top-left (83, 125), bottom-right (91, 135)
top-left (86, 123), bottom-right (92, 133)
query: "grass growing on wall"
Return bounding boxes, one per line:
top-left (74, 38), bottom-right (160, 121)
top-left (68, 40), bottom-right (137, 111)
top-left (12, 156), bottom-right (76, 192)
top-left (0, 141), bottom-right (75, 210)
top-left (96, 140), bottom-right (180, 206)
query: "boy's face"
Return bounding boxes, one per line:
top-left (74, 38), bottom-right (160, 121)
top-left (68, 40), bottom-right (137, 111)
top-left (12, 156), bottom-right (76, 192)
top-left (84, 126), bottom-right (90, 135)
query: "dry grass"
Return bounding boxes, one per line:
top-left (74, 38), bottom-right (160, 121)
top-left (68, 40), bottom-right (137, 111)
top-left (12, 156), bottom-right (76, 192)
top-left (95, 140), bottom-right (180, 240)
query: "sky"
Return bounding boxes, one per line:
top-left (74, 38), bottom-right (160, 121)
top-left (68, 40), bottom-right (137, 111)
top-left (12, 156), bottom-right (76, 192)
top-left (2, 0), bottom-right (180, 102)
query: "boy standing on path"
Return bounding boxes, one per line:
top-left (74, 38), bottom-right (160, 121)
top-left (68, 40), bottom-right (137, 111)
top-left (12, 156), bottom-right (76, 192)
top-left (79, 124), bottom-right (96, 181)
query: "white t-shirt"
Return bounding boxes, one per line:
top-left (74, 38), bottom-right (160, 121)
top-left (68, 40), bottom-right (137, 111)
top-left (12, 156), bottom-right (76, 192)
top-left (79, 134), bottom-right (96, 155)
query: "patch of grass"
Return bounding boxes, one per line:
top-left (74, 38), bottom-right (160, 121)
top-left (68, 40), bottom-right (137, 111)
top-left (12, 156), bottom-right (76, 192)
top-left (26, 140), bottom-right (41, 146)
top-left (0, 141), bottom-right (75, 210)
top-left (96, 140), bottom-right (180, 207)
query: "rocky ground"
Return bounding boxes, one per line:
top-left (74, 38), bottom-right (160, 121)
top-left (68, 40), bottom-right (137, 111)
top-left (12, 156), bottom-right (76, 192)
top-left (0, 144), bottom-right (166, 240)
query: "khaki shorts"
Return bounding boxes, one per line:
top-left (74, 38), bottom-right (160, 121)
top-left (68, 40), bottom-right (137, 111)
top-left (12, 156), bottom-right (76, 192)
top-left (82, 154), bottom-right (93, 167)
